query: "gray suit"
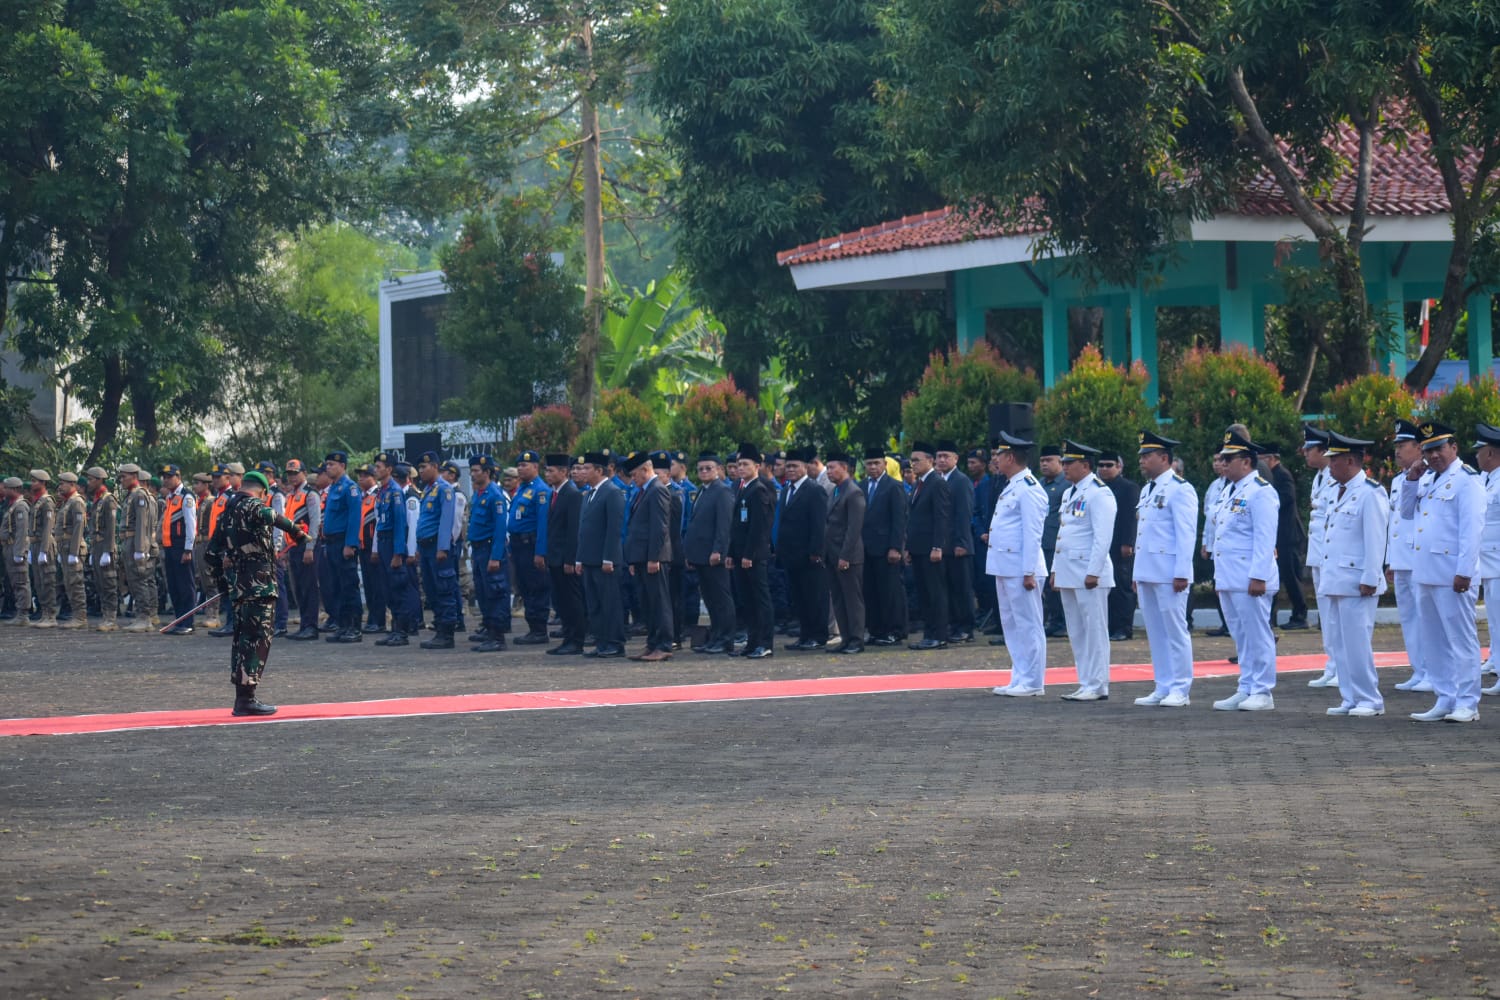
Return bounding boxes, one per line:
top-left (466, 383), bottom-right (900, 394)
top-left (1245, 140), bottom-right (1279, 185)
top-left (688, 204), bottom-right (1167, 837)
top-left (624, 478), bottom-right (673, 651)
top-left (577, 479), bottom-right (625, 650)
top-left (685, 478), bottom-right (735, 644)
top-left (825, 480), bottom-right (867, 645)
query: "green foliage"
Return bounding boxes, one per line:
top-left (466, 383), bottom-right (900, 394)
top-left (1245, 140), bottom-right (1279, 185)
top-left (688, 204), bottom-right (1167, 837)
top-left (438, 204), bottom-right (583, 423)
top-left (574, 390), bottom-right (661, 455)
top-left (1321, 374), bottom-right (1419, 473)
top-left (1422, 376), bottom-right (1500, 452)
top-left (669, 379), bottom-right (764, 459)
top-left (515, 405), bottom-right (582, 456)
top-left (1161, 347), bottom-right (1302, 489)
top-left (599, 270), bottom-right (726, 423)
top-left (1034, 346), bottom-right (1158, 460)
top-left (901, 343), bottom-right (1040, 448)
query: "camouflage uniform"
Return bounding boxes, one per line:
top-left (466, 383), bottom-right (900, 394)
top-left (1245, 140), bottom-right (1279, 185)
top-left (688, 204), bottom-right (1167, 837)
top-left (89, 479), bottom-right (121, 629)
top-left (2, 490), bottom-right (30, 624)
top-left (54, 480), bottom-right (88, 628)
top-left (208, 490), bottom-right (301, 690)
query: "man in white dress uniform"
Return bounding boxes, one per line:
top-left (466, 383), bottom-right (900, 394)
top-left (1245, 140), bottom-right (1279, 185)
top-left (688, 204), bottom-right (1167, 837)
top-left (1210, 430), bottom-right (1281, 712)
top-left (1132, 431), bottom-right (1199, 707)
top-left (987, 433), bottom-right (1051, 698)
top-left (1051, 441), bottom-right (1116, 701)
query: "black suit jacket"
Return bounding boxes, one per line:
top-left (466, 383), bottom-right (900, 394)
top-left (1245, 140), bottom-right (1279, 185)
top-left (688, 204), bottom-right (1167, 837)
top-left (906, 470), bottom-right (951, 554)
top-left (684, 478), bottom-right (732, 565)
top-left (1104, 475), bottom-right (1141, 554)
top-left (776, 477), bottom-right (828, 566)
top-left (943, 471), bottom-right (975, 551)
top-left (576, 479), bottom-right (624, 567)
top-left (825, 481), bottom-right (866, 564)
top-left (1269, 464), bottom-right (1306, 551)
top-left (729, 476), bottom-right (774, 563)
top-left (624, 478), bottom-right (672, 564)
top-left (860, 474), bottom-right (907, 557)
top-left (545, 480), bottom-right (582, 567)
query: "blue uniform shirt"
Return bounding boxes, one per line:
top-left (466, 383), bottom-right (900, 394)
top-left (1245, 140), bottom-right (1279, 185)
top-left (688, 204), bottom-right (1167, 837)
top-left (417, 477), bottom-right (455, 545)
top-left (321, 474), bottom-right (363, 547)
top-left (469, 481), bottom-right (507, 554)
top-left (619, 475), bottom-right (636, 543)
top-left (508, 475), bottom-right (552, 555)
top-left (674, 479), bottom-right (698, 534)
top-left (770, 477), bottom-right (785, 546)
top-left (375, 478), bottom-right (406, 544)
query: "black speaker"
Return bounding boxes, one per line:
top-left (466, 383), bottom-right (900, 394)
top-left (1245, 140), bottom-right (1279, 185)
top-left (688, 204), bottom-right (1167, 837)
top-left (404, 431), bottom-right (441, 462)
top-left (988, 403), bottom-right (1034, 442)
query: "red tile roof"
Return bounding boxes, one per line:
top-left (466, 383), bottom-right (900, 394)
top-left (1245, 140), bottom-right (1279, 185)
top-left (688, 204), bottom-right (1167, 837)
top-left (778, 125), bottom-right (1475, 267)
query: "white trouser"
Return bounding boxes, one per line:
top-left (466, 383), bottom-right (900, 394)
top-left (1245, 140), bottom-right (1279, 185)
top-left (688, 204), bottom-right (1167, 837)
top-left (1482, 577), bottom-right (1499, 670)
top-left (995, 575), bottom-right (1047, 691)
top-left (1138, 581), bottom-right (1193, 698)
top-left (1059, 585), bottom-right (1110, 692)
top-left (1324, 593), bottom-right (1381, 710)
top-left (1415, 582), bottom-right (1481, 714)
top-left (1220, 590), bottom-right (1276, 695)
top-left (1310, 567), bottom-right (1337, 679)
top-left (1392, 570), bottom-right (1426, 683)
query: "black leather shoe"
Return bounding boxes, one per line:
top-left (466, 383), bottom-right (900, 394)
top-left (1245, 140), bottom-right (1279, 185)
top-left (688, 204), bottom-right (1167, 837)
top-left (949, 631), bottom-right (973, 643)
top-left (273, 627), bottom-right (287, 638)
top-left (869, 635), bottom-right (897, 647)
top-left (420, 631), bottom-right (455, 650)
top-left (167, 626), bottom-right (194, 636)
top-left (627, 623), bottom-right (647, 637)
top-left (232, 694), bottom-right (277, 717)
top-left (839, 642), bottom-right (865, 655)
top-left (468, 627), bottom-right (490, 643)
top-left (513, 631), bottom-right (549, 645)
top-left (327, 630), bottom-right (362, 643)
top-left (474, 637), bottom-right (507, 652)
top-left (786, 639), bottom-right (825, 651)
top-left (550, 629), bottom-right (565, 639)
top-left (746, 645), bottom-right (773, 659)
top-left (288, 627), bottom-right (318, 641)
top-left (1280, 618), bottom-right (1309, 631)
top-left (362, 622), bottom-right (384, 634)
top-left (699, 641), bottom-right (730, 654)
top-left (989, 636), bottom-right (1007, 646)
top-left (319, 620), bottom-right (339, 633)
top-left (1108, 631), bottom-right (1130, 641)
top-left (377, 632), bottom-right (408, 646)
top-left (1205, 626), bottom-right (1230, 637)
top-left (546, 642), bottom-right (584, 655)
top-left (908, 638), bottom-right (947, 650)
top-left (585, 646), bottom-right (624, 658)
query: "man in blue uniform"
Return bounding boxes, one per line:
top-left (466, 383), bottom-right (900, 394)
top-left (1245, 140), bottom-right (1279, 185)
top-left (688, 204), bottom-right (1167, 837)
top-left (509, 449), bottom-right (553, 644)
top-left (373, 453), bottom-right (409, 646)
top-left (415, 450), bottom-right (460, 649)
top-left (318, 450), bottom-right (365, 643)
top-left (466, 455), bottom-right (510, 653)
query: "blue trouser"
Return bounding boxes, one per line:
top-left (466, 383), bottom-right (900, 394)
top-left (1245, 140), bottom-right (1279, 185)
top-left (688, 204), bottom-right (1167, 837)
top-left (164, 544), bottom-right (196, 626)
top-left (319, 538), bottom-right (361, 629)
top-left (471, 539), bottom-right (512, 633)
top-left (418, 537), bottom-right (459, 628)
top-left (360, 544), bottom-right (387, 628)
top-left (509, 533), bottom-right (550, 632)
top-left (377, 533), bottom-right (418, 633)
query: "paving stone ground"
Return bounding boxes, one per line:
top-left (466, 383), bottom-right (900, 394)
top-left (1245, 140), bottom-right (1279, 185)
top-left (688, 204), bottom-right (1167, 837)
top-left (2, 621), bottom-right (1497, 999)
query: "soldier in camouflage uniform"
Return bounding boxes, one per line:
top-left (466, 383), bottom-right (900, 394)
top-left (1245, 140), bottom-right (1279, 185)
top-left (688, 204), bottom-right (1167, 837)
top-left (85, 467), bottom-right (120, 630)
top-left (207, 470), bottom-right (309, 716)
top-left (54, 472), bottom-right (89, 629)
top-left (27, 470), bottom-right (59, 627)
top-left (118, 463), bottom-right (160, 632)
top-left (2, 477), bottom-right (31, 624)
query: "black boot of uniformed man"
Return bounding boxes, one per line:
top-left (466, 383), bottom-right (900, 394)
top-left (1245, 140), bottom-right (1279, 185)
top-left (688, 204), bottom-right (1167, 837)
top-left (377, 629), bottom-right (408, 646)
top-left (420, 625), bottom-right (455, 650)
top-left (474, 619), bottom-right (507, 653)
top-left (232, 683), bottom-right (277, 717)
top-left (328, 610), bottom-right (362, 643)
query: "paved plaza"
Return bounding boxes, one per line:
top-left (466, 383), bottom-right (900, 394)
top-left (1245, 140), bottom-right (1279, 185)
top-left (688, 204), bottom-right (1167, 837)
top-left (2, 625), bottom-right (1497, 998)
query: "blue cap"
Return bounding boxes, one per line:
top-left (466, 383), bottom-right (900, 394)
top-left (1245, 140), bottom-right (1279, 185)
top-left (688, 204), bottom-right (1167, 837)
top-left (514, 450), bottom-right (542, 465)
top-left (470, 455), bottom-right (496, 472)
top-left (324, 450), bottom-right (349, 465)
top-left (418, 450), bottom-right (441, 465)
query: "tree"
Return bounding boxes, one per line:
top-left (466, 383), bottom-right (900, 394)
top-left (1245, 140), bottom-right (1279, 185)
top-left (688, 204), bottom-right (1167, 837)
top-left (900, 343), bottom-right (1040, 448)
top-left (669, 379), bottom-right (764, 459)
top-left (574, 389), bottom-right (661, 454)
top-left (1034, 346), bottom-right (1158, 462)
top-left (1160, 347), bottom-right (1302, 489)
top-left (648, 0), bottom-right (950, 444)
top-left (598, 269), bottom-right (725, 420)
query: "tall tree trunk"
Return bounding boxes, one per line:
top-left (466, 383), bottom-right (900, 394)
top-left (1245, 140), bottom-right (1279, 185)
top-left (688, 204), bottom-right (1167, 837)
top-left (127, 361), bottom-right (158, 447)
top-left (571, 17), bottom-right (604, 423)
top-left (88, 354), bottom-right (126, 466)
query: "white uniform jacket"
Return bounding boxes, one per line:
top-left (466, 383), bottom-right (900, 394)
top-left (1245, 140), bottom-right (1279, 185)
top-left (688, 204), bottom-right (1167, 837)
top-left (1133, 470), bottom-right (1198, 584)
top-left (1402, 461), bottom-right (1484, 586)
top-left (986, 471), bottom-right (1048, 578)
top-left (1052, 474), bottom-right (1115, 589)
top-left (1211, 474), bottom-right (1280, 592)
top-left (1305, 467), bottom-right (1334, 568)
top-left (1316, 471), bottom-right (1389, 596)
top-left (1200, 476), bottom-right (1227, 551)
top-left (1479, 468), bottom-right (1500, 580)
top-left (1386, 474), bottom-right (1414, 572)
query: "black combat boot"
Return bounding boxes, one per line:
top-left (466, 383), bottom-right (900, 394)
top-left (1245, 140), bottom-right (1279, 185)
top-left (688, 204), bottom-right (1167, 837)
top-left (232, 684), bottom-right (277, 717)
top-left (376, 630), bottom-right (407, 647)
top-left (420, 626), bottom-right (455, 650)
top-left (474, 626), bottom-right (507, 653)
top-left (467, 624), bottom-right (490, 643)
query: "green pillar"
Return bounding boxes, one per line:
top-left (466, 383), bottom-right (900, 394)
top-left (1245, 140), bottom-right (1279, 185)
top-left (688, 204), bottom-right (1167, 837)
top-left (954, 272), bottom-right (986, 353)
top-left (1129, 287), bottom-right (1158, 408)
top-left (1102, 300), bottom-right (1129, 366)
top-left (1041, 295), bottom-right (1070, 388)
top-left (1370, 281), bottom-right (1405, 379)
top-left (1468, 292), bottom-right (1494, 380)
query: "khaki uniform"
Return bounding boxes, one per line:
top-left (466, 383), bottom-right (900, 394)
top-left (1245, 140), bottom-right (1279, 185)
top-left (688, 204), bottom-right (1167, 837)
top-left (193, 489), bottom-right (215, 622)
top-left (55, 490), bottom-right (89, 627)
top-left (3, 497), bottom-right (32, 623)
top-left (91, 488), bottom-right (121, 628)
top-left (29, 491), bottom-right (59, 623)
top-left (122, 484), bottom-right (160, 623)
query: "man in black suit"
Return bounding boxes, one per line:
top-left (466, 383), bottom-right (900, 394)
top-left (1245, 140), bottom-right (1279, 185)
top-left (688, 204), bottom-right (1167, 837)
top-left (623, 451), bottom-right (674, 661)
top-left (729, 443), bottom-right (775, 658)
top-left (1260, 442), bottom-right (1309, 629)
top-left (861, 446), bottom-right (908, 645)
top-left (778, 447), bottom-right (830, 650)
top-left (574, 450), bottom-right (625, 657)
top-left (824, 451), bottom-right (866, 653)
top-left (906, 442), bottom-right (951, 650)
top-left (936, 441), bottom-right (977, 641)
top-left (1097, 451), bottom-right (1141, 640)
top-left (650, 450), bottom-right (687, 647)
top-left (685, 452), bottom-right (735, 653)
top-left (543, 454), bottom-right (585, 655)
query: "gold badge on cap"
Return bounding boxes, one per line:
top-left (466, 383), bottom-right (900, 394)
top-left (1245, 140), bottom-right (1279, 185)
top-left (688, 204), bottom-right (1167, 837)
top-left (1421, 423), bottom-right (1435, 437)
top-left (1223, 432), bottom-right (1233, 444)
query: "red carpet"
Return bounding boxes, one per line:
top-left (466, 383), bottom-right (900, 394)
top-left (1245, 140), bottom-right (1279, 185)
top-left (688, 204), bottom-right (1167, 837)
top-left (0, 650), bottom-right (1417, 738)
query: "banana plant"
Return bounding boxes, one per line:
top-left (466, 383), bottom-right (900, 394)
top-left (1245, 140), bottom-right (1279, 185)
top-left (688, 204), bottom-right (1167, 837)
top-left (597, 268), bottom-right (725, 408)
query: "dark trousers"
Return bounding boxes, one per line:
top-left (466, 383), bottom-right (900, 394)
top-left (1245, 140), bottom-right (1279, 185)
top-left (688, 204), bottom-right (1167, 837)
top-left (632, 562), bottom-right (673, 651)
top-left (828, 561), bottom-right (865, 647)
top-left (287, 543), bottom-right (319, 625)
top-left (785, 559), bottom-right (829, 643)
top-left (910, 553), bottom-right (949, 641)
top-left (972, 533), bottom-right (995, 613)
top-left (1042, 547), bottom-right (1063, 627)
top-left (945, 553), bottom-right (975, 632)
top-left (549, 563), bottom-right (586, 643)
top-left (863, 555), bottom-right (906, 640)
top-left (510, 534), bottom-right (551, 632)
top-left (1108, 554), bottom-right (1135, 636)
top-left (471, 539), bottom-right (511, 633)
top-left (669, 560), bottom-right (686, 640)
top-left (378, 533), bottom-right (420, 633)
top-left (1274, 550), bottom-right (1308, 623)
top-left (273, 561), bottom-right (288, 630)
top-left (583, 565), bottom-right (625, 649)
top-left (681, 566), bottom-right (702, 630)
top-left (695, 562), bottom-right (735, 644)
top-left (417, 537), bottom-right (459, 628)
top-left (769, 563), bottom-right (791, 624)
top-left (734, 560), bottom-right (773, 651)
top-left (360, 545), bottom-right (387, 628)
top-left (163, 545), bottom-right (196, 626)
top-left (319, 539), bottom-right (361, 629)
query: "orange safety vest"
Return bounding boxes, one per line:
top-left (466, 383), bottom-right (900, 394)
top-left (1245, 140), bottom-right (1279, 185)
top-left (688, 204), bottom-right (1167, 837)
top-left (161, 492), bottom-right (185, 548)
top-left (285, 488), bottom-right (308, 525)
top-left (360, 491), bottom-right (377, 549)
top-left (208, 490), bottom-right (229, 539)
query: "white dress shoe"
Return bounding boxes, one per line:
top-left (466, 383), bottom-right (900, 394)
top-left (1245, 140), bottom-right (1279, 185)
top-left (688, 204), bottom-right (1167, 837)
top-left (1326, 704), bottom-right (1352, 716)
top-left (1347, 705), bottom-right (1384, 717)
top-left (1481, 659), bottom-right (1496, 676)
top-left (1410, 680), bottom-right (1435, 692)
top-left (1482, 681), bottom-right (1500, 696)
top-left (1061, 687), bottom-right (1106, 701)
top-left (991, 685), bottom-right (1012, 695)
top-left (1306, 673), bottom-right (1336, 688)
top-left (1238, 693), bottom-right (1275, 711)
top-left (1394, 676), bottom-right (1422, 691)
top-left (1410, 705), bottom-right (1451, 722)
top-left (994, 686), bottom-right (1045, 697)
top-left (1134, 692), bottom-right (1166, 706)
top-left (1158, 693), bottom-right (1190, 708)
top-left (1444, 707), bottom-right (1480, 723)
top-left (1212, 691), bottom-right (1249, 711)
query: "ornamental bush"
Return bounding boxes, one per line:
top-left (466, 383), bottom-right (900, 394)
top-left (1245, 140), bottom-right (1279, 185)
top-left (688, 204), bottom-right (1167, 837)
top-left (1321, 374), bottom-right (1419, 476)
top-left (1161, 346), bottom-right (1301, 490)
top-left (900, 342), bottom-right (1040, 447)
top-left (1034, 345), bottom-right (1157, 461)
top-left (574, 389), bottom-right (662, 456)
top-left (1421, 374), bottom-right (1500, 451)
top-left (669, 378), bottom-right (764, 460)
top-left (514, 404), bottom-right (580, 456)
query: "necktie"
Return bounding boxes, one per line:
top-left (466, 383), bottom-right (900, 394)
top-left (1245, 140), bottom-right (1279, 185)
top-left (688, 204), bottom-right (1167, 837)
top-left (1337, 484), bottom-right (1347, 502)
top-left (1145, 481), bottom-right (1155, 499)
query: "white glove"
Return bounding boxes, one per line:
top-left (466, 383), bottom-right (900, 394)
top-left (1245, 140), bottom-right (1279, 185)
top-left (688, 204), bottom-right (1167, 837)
top-left (37, 552), bottom-right (47, 564)
top-left (100, 552), bottom-right (111, 567)
top-left (132, 551), bottom-right (145, 561)
top-left (25, 551), bottom-right (32, 564)
top-left (11, 555), bottom-right (21, 564)
top-left (67, 555), bottom-right (78, 565)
